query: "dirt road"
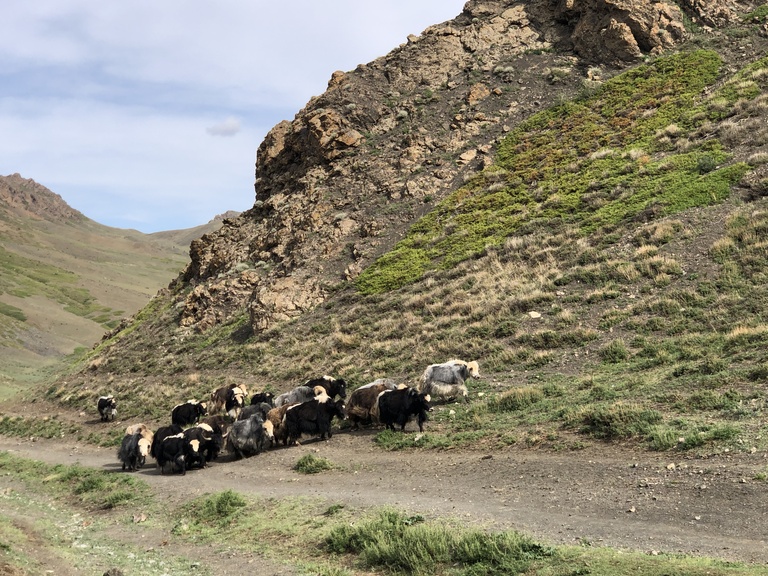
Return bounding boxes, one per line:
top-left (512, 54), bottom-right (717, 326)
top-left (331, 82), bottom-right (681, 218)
top-left (1, 429), bottom-right (767, 566)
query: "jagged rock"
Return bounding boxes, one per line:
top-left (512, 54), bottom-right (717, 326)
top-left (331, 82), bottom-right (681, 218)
top-left (170, 0), bottom-right (736, 334)
top-left (306, 109), bottom-right (364, 160)
top-left (458, 149), bottom-right (479, 165)
top-left (0, 173), bottom-right (84, 221)
top-left (467, 83), bottom-right (491, 106)
top-left (249, 276), bottom-right (325, 331)
top-left (677, 0), bottom-right (740, 27)
top-left (558, 0), bottom-right (688, 64)
top-left (180, 271), bottom-right (261, 332)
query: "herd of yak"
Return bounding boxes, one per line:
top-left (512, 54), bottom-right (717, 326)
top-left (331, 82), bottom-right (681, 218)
top-left (98, 359), bottom-right (481, 475)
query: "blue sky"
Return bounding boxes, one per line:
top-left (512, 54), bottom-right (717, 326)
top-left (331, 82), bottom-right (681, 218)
top-left (0, 2), bottom-right (466, 233)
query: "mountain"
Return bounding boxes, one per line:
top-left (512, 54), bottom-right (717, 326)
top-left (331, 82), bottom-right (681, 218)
top-left (42, 0), bottom-right (768, 451)
top-left (0, 173), bottom-right (237, 388)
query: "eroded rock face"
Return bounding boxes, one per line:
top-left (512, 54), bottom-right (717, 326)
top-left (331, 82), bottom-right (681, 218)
top-left (249, 275), bottom-right (326, 331)
top-left (557, 0), bottom-right (688, 64)
top-left (677, 0), bottom-right (741, 28)
top-left (172, 0), bottom-right (738, 334)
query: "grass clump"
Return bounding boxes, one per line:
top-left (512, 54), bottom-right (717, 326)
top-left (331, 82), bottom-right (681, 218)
top-left (563, 403), bottom-right (663, 441)
top-left (599, 339), bottom-right (630, 363)
top-left (295, 453), bottom-right (334, 474)
top-left (489, 387), bottom-right (544, 412)
top-left (326, 508), bottom-right (552, 576)
top-left (185, 490), bottom-right (248, 528)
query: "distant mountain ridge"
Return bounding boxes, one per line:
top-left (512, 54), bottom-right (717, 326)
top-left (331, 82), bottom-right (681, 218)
top-left (0, 173), bottom-right (239, 386)
top-left (0, 172), bottom-right (85, 223)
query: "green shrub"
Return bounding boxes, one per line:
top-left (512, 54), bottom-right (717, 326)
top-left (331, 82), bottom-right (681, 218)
top-left (599, 339), bottom-right (629, 363)
top-left (489, 387), bottom-right (544, 412)
top-left (186, 490), bottom-right (248, 528)
top-left (295, 454), bottom-right (334, 474)
top-left (326, 509), bottom-right (552, 575)
top-left (564, 403), bottom-right (662, 440)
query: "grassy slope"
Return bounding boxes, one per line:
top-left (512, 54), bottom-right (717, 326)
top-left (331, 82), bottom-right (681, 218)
top-left (45, 16), bottom-right (768, 457)
top-left (0, 207), bottom-right (195, 387)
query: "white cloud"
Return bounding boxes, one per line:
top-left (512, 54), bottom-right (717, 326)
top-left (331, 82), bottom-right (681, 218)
top-left (206, 117), bottom-right (241, 137)
top-left (0, 1), bottom-right (466, 232)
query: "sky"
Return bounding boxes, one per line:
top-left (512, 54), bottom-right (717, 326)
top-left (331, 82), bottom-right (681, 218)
top-left (0, 2), bottom-right (466, 233)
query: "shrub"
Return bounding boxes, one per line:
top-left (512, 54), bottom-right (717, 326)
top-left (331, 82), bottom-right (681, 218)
top-left (564, 403), bottom-right (662, 440)
top-left (326, 509), bottom-right (552, 575)
top-left (189, 490), bottom-right (248, 527)
top-left (599, 339), bottom-right (629, 363)
top-left (489, 387), bottom-right (544, 412)
top-left (295, 454), bottom-right (334, 474)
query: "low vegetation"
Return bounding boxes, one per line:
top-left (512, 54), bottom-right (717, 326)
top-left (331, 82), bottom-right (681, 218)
top-left (0, 451), bottom-right (149, 510)
top-left (0, 450), bottom-right (765, 574)
top-left (295, 453), bottom-right (334, 474)
top-left (0, 245), bottom-right (120, 329)
top-left (41, 41), bottom-right (768, 456)
top-left (355, 50), bottom-right (753, 295)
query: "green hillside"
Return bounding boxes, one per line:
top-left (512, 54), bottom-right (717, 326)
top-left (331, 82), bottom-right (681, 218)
top-left (46, 40), bottom-right (768, 455)
top-left (0, 176), bottom-right (228, 387)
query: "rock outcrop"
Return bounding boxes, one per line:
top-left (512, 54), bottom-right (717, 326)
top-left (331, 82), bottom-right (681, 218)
top-left (170, 0), bottom-right (747, 334)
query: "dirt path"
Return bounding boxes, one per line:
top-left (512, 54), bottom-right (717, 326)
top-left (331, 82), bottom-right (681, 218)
top-left (1, 429), bottom-right (767, 567)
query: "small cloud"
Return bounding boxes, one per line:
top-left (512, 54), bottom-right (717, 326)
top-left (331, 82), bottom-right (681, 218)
top-left (206, 116), bottom-right (241, 136)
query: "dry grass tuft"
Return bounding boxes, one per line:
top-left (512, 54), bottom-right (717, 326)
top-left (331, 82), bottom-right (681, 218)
top-left (633, 245), bottom-right (659, 260)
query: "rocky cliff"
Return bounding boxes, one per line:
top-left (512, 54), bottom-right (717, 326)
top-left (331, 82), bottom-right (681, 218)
top-left (173, 0), bottom-right (745, 334)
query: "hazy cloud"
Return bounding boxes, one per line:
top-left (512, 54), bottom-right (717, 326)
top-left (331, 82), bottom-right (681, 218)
top-left (206, 117), bottom-right (241, 137)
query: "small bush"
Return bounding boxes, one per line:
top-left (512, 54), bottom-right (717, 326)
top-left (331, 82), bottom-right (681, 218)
top-left (189, 490), bottom-right (248, 527)
top-left (326, 509), bottom-right (552, 575)
top-left (599, 339), bottom-right (629, 363)
top-left (295, 454), bottom-right (334, 474)
top-left (489, 387), bottom-right (544, 412)
top-left (564, 403), bottom-right (662, 440)
top-left (648, 426), bottom-right (679, 451)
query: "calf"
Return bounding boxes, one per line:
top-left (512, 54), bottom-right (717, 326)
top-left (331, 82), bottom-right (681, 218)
top-left (227, 413), bottom-right (271, 458)
top-left (305, 375), bottom-right (348, 400)
top-left (97, 395), bottom-right (117, 422)
top-left (224, 387), bottom-right (247, 419)
top-left (284, 397), bottom-right (346, 446)
top-left (171, 400), bottom-right (208, 427)
top-left (200, 415), bottom-right (233, 438)
top-left (266, 404), bottom-right (295, 446)
top-left (209, 383), bottom-right (250, 414)
top-left (378, 387), bottom-right (432, 432)
top-left (346, 379), bottom-right (397, 429)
